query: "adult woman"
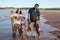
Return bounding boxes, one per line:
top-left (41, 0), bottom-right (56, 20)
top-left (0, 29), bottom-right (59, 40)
top-left (12, 9), bottom-right (23, 37)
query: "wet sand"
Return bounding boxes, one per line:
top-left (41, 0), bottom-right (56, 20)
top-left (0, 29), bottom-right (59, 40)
top-left (0, 10), bottom-right (60, 40)
top-left (41, 10), bottom-right (60, 40)
top-left (41, 10), bottom-right (60, 29)
top-left (0, 10), bottom-right (39, 40)
top-left (40, 15), bottom-right (58, 40)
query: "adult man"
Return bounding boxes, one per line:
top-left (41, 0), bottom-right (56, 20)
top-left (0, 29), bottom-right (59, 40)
top-left (28, 4), bottom-right (40, 39)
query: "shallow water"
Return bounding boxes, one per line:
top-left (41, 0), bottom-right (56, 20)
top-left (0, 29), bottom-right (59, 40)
top-left (0, 10), bottom-right (59, 40)
top-left (40, 15), bottom-right (58, 32)
top-left (40, 15), bottom-right (58, 39)
top-left (0, 10), bottom-right (38, 40)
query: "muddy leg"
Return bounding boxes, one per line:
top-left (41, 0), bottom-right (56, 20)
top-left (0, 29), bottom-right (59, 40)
top-left (12, 25), bottom-right (17, 37)
top-left (37, 28), bottom-right (40, 40)
top-left (18, 25), bottom-right (22, 36)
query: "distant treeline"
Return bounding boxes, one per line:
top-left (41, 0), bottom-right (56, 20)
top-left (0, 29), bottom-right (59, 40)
top-left (0, 7), bottom-right (16, 10)
top-left (43, 8), bottom-right (60, 10)
top-left (0, 7), bottom-right (31, 10)
top-left (0, 7), bottom-right (60, 10)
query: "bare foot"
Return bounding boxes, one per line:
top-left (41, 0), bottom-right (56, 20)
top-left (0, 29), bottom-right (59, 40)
top-left (38, 36), bottom-right (40, 40)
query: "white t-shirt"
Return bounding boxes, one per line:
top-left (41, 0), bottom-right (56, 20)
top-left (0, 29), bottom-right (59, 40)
top-left (13, 20), bottom-right (21, 25)
top-left (13, 13), bottom-right (23, 25)
top-left (14, 13), bottom-right (23, 18)
top-left (20, 14), bottom-right (23, 17)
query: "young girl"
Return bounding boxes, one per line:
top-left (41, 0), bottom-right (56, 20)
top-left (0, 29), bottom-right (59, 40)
top-left (26, 20), bottom-right (32, 37)
top-left (14, 8), bottom-right (23, 18)
top-left (12, 17), bottom-right (21, 37)
top-left (12, 9), bottom-right (23, 37)
top-left (21, 17), bottom-right (26, 37)
top-left (10, 10), bottom-right (15, 22)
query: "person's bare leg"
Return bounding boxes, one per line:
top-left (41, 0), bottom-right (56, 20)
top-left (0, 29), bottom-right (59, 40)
top-left (18, 25), bottom-right (22, 36)
top-left (21, 32), bottom-right (25, 40)
top-left (12, 24), bottom-right (18, 37)
top-left (12, 25), bottom-right (16, 37)
top-left (38, 28), bottom-right (40, 40)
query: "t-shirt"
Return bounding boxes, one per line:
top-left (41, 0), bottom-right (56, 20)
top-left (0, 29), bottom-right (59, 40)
top-left (14, 13), bottom-right (23, 17)
top-left (13, 19), bottom-right (21, 25)
top-left (14, 13), bottom-right (23, 21)
top-left (20, 14), bottom-right (23, 17)
top-left (28, 7), bottom-right (40, 22)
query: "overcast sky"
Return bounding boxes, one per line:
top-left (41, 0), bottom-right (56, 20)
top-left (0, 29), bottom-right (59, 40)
top-left (0, 0), bottom-right (60, 8)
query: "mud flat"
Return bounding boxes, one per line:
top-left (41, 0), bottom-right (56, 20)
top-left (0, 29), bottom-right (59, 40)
top-left (41, 10), bottom-right (60, 40)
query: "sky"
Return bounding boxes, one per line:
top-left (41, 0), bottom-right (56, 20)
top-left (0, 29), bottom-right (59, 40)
top-left (0, 0), bottom-right (60, 8)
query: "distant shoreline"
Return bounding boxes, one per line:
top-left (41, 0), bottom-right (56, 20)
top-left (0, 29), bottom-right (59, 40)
top-left (0, 7), bottom-right (60, 10)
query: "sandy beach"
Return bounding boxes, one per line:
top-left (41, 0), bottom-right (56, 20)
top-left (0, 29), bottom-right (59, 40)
top-left (0, 10), bottom-right (60, 40)
top-left (41, 10), bottom-right (60, 29)
top-left (41, 10), bottom-right (60, 40)
top-left (0, 10), bottom-right (39, 40)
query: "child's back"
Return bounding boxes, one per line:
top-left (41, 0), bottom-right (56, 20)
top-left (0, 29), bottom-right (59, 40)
top-left (10, 10), bottom-right (15, 22)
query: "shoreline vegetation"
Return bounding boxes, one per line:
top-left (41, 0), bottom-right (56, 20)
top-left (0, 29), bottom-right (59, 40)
top-left (0, 7), bottom-right (60, 10)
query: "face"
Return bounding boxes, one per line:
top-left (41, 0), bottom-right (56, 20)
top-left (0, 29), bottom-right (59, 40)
top-left (18, 9), bottom-right (21, 14)
top-left (34, 5), bottom-right (39, 9)
top-left (21, 17), bottom-right (25, 21)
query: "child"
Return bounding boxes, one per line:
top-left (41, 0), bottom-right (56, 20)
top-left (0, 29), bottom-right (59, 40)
top-left (26, 20), bottom-right (32, 37)
top-left (21, 17), bottom-right (26, 37)
top-left (10, 10), bottom-right (15, 22)
top-left (12, 17), bottom-right (21, 37)
top-left (33, 19), bottom-right (40, 39)
top-left (12, 9), bottom-right (23, 37)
